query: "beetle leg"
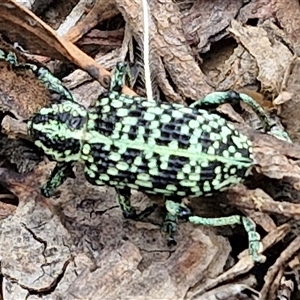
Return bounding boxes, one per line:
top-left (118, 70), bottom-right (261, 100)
top-left (190, 91), bottom-right (291, 142)
top-left (161, 197), bottom-right (189, 246)
top-left (41, 161), bottom-right (75, 197)
top-left (109, 62), bottom-right (132, 92)
top-left (165, 199), bottom-right (265, 263)
top-left (116, 187), bottom-right (157, 220)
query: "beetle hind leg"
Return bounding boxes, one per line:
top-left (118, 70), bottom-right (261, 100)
top-left (165, 199), bottom-right (265, 263)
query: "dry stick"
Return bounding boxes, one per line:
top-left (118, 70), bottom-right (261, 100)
top-left (141, 0), bottom-right (153, 101)
top-left (260, 235), bottom-right (300, 299)
top-left (268, 268), bottom-right (284, 300)
top-left (0, 194), bottom-right (17, 200)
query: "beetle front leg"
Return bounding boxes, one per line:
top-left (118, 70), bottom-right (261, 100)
top-left (0, 50), bottom-right (18, 65)
top-left (33, 67), bottom-right (74, 101)
top-left (41, 161), bottom-right (75, 197)
top-left (0, 49), bottom-right (73, 102)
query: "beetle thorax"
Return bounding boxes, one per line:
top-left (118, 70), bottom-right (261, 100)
top-left (27, 100), bottom-right (87, 162)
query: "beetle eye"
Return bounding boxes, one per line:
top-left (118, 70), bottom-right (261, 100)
top-left (68, 116), bottom-right (84, 129)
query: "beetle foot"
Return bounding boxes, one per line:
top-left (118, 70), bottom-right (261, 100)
top-left (123, 204), bottom-right (157, 221)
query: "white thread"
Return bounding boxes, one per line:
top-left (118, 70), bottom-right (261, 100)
top-left (141, 0), bottom-right (153, 101)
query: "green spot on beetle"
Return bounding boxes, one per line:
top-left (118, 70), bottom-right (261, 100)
top-left (107, 168), bottom-right (119, 176)
top-left (116, 162), bottom-right (129, 171)
top-left (111, 99), bottom-right (123, 108)
top-left (99, 174), bottom-right (110, 181)
top-left (166, 184), bottom-right (177, 191)
top-left (144, 112), bottom-right (155, 121)
top-left (116, 108), bottom-right (128, 117)
top-left (82, 144), bottom-right (91, 155)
